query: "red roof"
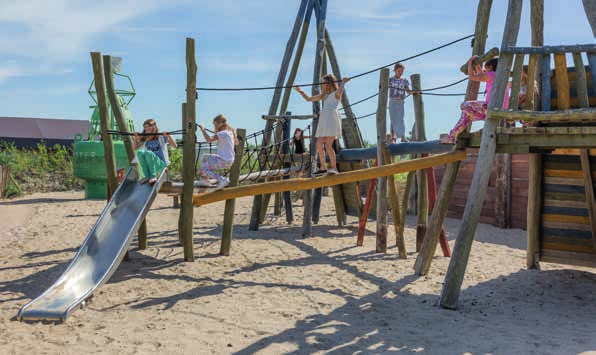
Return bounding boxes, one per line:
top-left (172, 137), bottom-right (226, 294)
top-left (0, 117), bottom-right (89, 140)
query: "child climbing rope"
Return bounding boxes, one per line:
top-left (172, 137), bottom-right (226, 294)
top-left (440, 55), bottom-right (509, 144)
top-left (197, 114), bottom-right (239, 190)
top-left (133, 118), bottom-right (177, 185)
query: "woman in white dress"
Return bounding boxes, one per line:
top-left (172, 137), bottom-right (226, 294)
top-left (294, 74), bottom-right (350, 175)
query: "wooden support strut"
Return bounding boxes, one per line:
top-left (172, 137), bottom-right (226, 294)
top-left (375, 68), bottom-right (390, 253)
top-left (440, 0), bottom-right (522, 310)
top-left (193, 151), bottom-right (466, 207)
top-left (220, 129), bottom-right (246, 256)
top-left (356, 158), bottom-right (378, 246)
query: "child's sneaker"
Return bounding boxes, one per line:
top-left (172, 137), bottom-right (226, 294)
top-left (196, 180), bottom-right (211, 187)
top-left (327, 169), bottom-right (338, 175)
top-left (215, 178), bottom-right (230, 190)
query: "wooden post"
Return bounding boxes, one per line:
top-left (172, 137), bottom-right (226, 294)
top-left (572, 52), bottom-right (590, 109)
top-left (220, 129), bottom-right (246, 256)
top-left (181, 38), bottom-right (197, 262)
top-left (553, 53), bottom-right (570, 110)
top-left (582, 0), bottom-right (596, 38)
top-left (0, 165), bottom-right (8, 198)
top-left (102, 55), bottom-right (148, 249)
top-left (90, 52), bottom-right (118, 201)
top-left (526, 0), bottom-right (544, 270)
top-left (357, 159), bottom-right (377, 246)
top-left (440, 0), bottom-right (522, 309)
top-left (531, 0), bottom-right (544, 110)
top-left (178, 103), bottom-right (186, 245)
top-left (281, 117), bottom-right (294, 224)
top-left (415, 161), bottom-right (461, 275)
top-left (303, 0), bottom-right (328, 238)
top-left (416, 0), bottom-right (492, 276)
top-left (526, 153), bottom-right (541, 269)
top-left (411, 74), bottom-right (428, 252)
top-left (250, 0), bottom-right (310, 231)
top-left (376, 68), bottom-right (390, 253)
top-left (579, 150), bottom-right (596, 249)
top-left (541, 54), bottom-right (551, 112)
top-left (382, 144), bottom-right (406, 258)
top-left (400, 171), bottom-right (415, 235)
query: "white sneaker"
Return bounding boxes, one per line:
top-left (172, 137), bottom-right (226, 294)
top-left (196, 180), bottom-right (211, 187)
top-left (327, 169), bottom-right (338, 175)
top-left (215, 178), bottom-right (230, 190)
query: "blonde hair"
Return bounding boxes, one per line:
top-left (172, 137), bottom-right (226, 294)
top-left (213, 114), bottom-right (238, 145)
top-left (140, 118), bottom-right (160, 142)
top-left (322, 73), bottom-right (339, 93)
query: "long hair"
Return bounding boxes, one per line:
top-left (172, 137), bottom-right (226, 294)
top-left (293, 128), bottom-right (304, 144)
top-left (140, 118), bottom-right (160, 142)
top-left (322, 73), bottom-right (339, 93)
top-left (213, 114), bottom-right (238, 145)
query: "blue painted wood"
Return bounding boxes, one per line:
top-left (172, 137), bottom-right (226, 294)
top-left (542, 54), bottom-right (552, 111)
top-left (588, 53), bottom-right (596, 92)
top-left (543, 205), bottom-right (589, 217)
top-left (543, 184), bottom-right (586, 194)
top-left (336, 140), bottom-right (454, 162)
top-left (542, 228), bottom-right (593, 239)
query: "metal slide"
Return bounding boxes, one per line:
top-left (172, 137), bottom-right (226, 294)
top-left (17, 167), bottom-right (167, 322)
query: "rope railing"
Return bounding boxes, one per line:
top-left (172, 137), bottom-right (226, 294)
top-left (195, 34), bottom-right (475, 92)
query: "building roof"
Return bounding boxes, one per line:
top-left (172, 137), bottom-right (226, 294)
top-left (0, 117), bottom-right (88, 140)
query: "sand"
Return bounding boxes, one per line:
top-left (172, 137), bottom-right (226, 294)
top-left (1, 191), bottom-right (596, 354)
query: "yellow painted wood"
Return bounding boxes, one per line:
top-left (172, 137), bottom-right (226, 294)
top-left (541, 243), bottom-right (596, 254)
top-left (542, 214), bottom-right (590, 224)
top-left (542, 220), bottom-right (592, 231)
top-left (543, 199), bottom-right (588, 209)
top-left (193, 150), bottom-right (467, 206)
top-left (525, 54), bottom-right (538, 110)
top-left (553, 53), bottom-right (571, 110)
top-left (550, 148), bottom-right (596, 155)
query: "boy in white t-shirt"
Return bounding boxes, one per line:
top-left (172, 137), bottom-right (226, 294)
top-left (198, 114), bottom-right (239, 190)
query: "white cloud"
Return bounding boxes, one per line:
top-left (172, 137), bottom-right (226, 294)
top-left (0, 0), bottom-right (186, 61)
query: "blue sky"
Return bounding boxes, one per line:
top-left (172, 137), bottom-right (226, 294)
top-left (0, 1), bottom-right (593, 142)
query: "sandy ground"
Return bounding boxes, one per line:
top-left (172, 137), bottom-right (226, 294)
top-left (1, 191), bottom-right (596, 354)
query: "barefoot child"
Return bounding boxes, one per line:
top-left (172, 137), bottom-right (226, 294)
top-left (294, 74), bottom-right (350, 175)
top-left (197, 114), bottom-right (238, 190)
top-left (133, 118), bottom-right (177, 185)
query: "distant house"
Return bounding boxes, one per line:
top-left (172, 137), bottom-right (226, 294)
top-left (0, 117), bottom-right (89, 149)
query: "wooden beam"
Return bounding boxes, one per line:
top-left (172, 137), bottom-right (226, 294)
top-left (541, 54), bottom-right (551, 111)
top-left (90, 52), bottom-right (118, 200)
top-left (193, 150), bottom-right (466, 206)
top-left (583, 0), bottom-right (596, 37)
top-left (526, 54), bottom-right (539, 110)
top-left (440, 0), bottom-right (521, 310)
top-left (182, 38), bottom-right (197, 262)
top-left (220, 129), bottom-right (246, 256)
top-left (337, 141), bottom-right (453, 161)
top-left (415, 161), bottom-right (461, 275)
top-left (488, 107), bottom-right (596, 122)
top-left (376, 68), bottom-right (390, 253)
top-left (262, 114), bottom-right (316, 120)
top-left (102, 55), bottom-right (147, 249)
top-left (501, 44), bottom-right (596, 54)
top-left (508, 54), bottom-right (525, 109)
top-left (553, 53), bottom-right (570, 110)
top-left (460, 47), bottom-right (499, 75)
top-left (250, 0), bottom-right (310, 232)
top-left (579, 149), bottom-right (596, 250)
top-left (412, 74), bottom-right (428, 252)
top-left (527, 153), bottom-right (541, 269)
top-left (382, 144), bottom-right (406, 258)
top-left (572, 52), bottom-right (590, 109)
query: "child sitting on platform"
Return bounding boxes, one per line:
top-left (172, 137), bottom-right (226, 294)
top-left (133, 118), bottom-right (177, 185)
top-left (197, 114), bottom-right (238, 190)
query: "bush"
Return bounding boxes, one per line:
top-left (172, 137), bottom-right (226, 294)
top-left (0, 141), bottom-right (84, 198)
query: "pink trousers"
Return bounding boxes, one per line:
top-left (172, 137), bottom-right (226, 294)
top-left (447, 101), bottom-right (488, 140)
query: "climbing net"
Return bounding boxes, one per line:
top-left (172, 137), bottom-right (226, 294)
top-left (195, 119), bottom-right (312, 184)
